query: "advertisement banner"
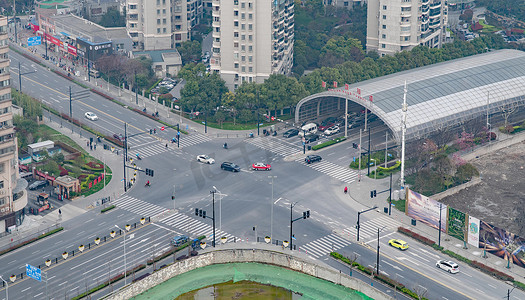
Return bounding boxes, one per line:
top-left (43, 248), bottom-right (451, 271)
top-left (19, 164), bottom-right (29, 171)
top-left (406, 189), bottom-right (447, 232)
top-left (38, 204), bottom-right (49, 212)
top-left (447, 207), bottom-right (467, 241)
top-left (468, 216), bottom-right (480, 247)
top-left (479, 221), bottom-right (525, 268)
top-left (67, 44), bottom-right (77, 56)
top-left (36, 170), bottom-right (55, 181)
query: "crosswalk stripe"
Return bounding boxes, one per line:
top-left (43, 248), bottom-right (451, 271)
top-left (158, 211), bottom-right (238, 242)
top-left (111, 195), bottom-right (169, 217)
top-left (245, 137), bottom-right (300, 157)
top-left (299, 233), bottom-right (352, 258)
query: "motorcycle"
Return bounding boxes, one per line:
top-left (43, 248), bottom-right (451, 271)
top-left (272, 131), bottom-right (277, 136)
top-left (249, 132), bottom-right (254, 138)
top-left (223, 143), bottom-right (228, 149)
top-left (145, 182), bottom-right (150, 187)
top-left (136, 154), bottom-right (142, 160)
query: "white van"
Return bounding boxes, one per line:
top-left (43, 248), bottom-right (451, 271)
top-left (299, 123), bottom-right (318, 136)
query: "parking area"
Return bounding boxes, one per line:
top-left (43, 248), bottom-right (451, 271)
top-left (26, 178), bottom-right (66, 216)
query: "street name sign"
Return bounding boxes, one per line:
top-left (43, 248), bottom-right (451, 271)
top-left (27, 36), bottom-right (42, 47)
top-left (26, 264), bottom-right (42, 281)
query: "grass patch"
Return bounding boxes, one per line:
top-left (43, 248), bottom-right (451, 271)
top-left (390, 198), bottom-right (405, 212)
top-left (101, 205), bottom-right (116, 213)
top-left (191, 119), bottom-right (280, 131)
top-left (38, 125), bottom-right (88, 155)
top-left (312, 137), bottom-right (346, 150)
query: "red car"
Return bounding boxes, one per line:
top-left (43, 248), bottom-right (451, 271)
top-left (252, 162), bottom-right (271, 171)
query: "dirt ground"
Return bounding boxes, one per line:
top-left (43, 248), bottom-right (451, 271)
top-left (439, 140), bottom-right (525, 237)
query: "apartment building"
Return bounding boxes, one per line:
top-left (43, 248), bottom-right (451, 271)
top-left (366, 0), bottom-right (448, 57)
top-left (0, 17), bottom-right (27, 233)
top-left (323, 0), bottom-right (366, 8)
top-left (126, 0), bottom-right (203, 51)
top-left (211, 0), bottom-right (294, 91)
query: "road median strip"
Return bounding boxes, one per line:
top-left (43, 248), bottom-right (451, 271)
top-left (0, 227), bottom-right (64, 257)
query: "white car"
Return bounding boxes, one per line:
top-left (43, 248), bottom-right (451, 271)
top-left (84, 112), bottom-right (98, 121)
top-left (197, 155), bottom-right (215, 164)
top-left (324, 126), bottom-right (340, 136)
top-left (436, 260), bottom-right (459, 274)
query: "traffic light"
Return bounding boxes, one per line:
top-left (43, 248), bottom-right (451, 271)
top-left (303, 210), bottom-right (310, 219)
top-left (171, 196), bottom-right (175, 200)
top-left (374, 190), bottom-right (377, 197)
top-left (145, 168), bottom-right (155, 177)
top-left (195, 208), bottom-right (198, 216)
top-left (149, 129), bottom-right (153, 134)
top-left (370, 190), bottom-right (377, 198)
top-left (195, 209), bottom-right (206, 218)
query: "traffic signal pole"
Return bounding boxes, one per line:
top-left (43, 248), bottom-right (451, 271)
top-left (357, 206), bottom-right (377, 241)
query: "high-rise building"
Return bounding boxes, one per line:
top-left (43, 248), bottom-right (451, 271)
top-left (126, 0), bottom-right (203, 51)
top-left (211, 0), bottom-right (294, 91)
top-left (0, 17), bottom-right (27, 233)
top-left (366, 0), bottom-right (448, 57)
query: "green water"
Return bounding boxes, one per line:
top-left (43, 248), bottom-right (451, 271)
top-left (177, 281), bottom-right (302, 300)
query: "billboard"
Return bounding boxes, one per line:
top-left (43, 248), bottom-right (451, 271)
top-left (447, 207), bottom-right (467, 241)
top-left (479, 221), bottom-right (525, 268)
top-left (406, 189), bottom-right (447, 232)
top-left (468, 216), bottom-right (480, 247)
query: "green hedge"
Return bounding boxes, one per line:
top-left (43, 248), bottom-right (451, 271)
top-left (101, 205), bottom-right (116, 213)
top-left (377, 161), bottom-right (401, 172)
top-left (330, 252), bottom-right (426, 300)
top-left (0, 227), bottom-right (64, 257)
top-left (312, 137), bottom-right (346, 150)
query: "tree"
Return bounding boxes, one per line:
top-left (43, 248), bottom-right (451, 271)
top-left (99, 7), bottom-right (126, 27)
top-left (221, 91), bottom-right (238, 124)
top-left (239, 109), bottom-right (253, 124)
top-left (319, 36), bottom-right (364, 67)
top-left (214, 110), bottom-right (226, 128)
top-left (500, 101), bottom-right (518, 129)
top-left (177, 40), bottom-right (202, 65)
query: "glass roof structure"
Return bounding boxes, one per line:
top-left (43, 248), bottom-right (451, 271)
top-left (295, 49), bottom-right (525, 143)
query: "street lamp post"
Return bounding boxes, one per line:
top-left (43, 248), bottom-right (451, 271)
top-left (17, 62), bottom-right (37, 93)
top-left (268, 176), bottom-right (277, 240)
top-left (376, 226), bottom-right (386, 275)
top-left (289, 202), bottom-right (310, 250)
top-left (0, 275), bottom-right (8, 300)
top-left (371, 159), bottom-right (377, 179)
top-left (302, 129), bottom-right (306, 154)
top-left (114, 225), bottom-right (127, 286)
top-left (213, 186), bottom-right (222, 231)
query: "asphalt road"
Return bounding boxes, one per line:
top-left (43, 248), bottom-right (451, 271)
top-left (2, 53), bottom-right (524, 300)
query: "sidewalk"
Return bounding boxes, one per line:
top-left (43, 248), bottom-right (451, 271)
top-left (0, 114), bottom-right (125, 248)
top-left (344, 159), bottom-right (525, 285)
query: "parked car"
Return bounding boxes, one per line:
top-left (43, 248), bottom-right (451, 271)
top-left (324, 126), bottom-right (340, 136)
top-left (283, 128), bottom-right (299, 138)
top-left (28, 180), bottom-right (49, 190)
top-left (436, 260), bottom-right (459, 274)
top-left (221, 162), bottom-right (241, 172)
top-left (305, 155), bottom-right (322, 164)
top-left (197, 155), bottom-right (215, 164)
top-left (84, 112), bottom-right (98, 121)
top-left (252, 162), bottom-right (271, 171)
top-left (388, 239), bottom-right (409, 250)
top-left (171, 235), bottom-right (189, 247)
top-left (113, 133), bottom-right (125, 141)
top-left (318, 117), bottom-right (337, 131)
top-left (304, 134), bottom-right (319, 143)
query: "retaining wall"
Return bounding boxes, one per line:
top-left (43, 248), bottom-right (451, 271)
top-left (106, 248), bottom-right (393, 300)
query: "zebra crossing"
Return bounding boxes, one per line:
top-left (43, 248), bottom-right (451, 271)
top-left (158, 212), bottom-right (237, 242)
top-left (178, 133), bottom-right (212, 148)
top-left (112, 195), bottom-right (170, 217)
top-left (297, 159), bottom-right (358, 183)
top-left (245, 137), bottom-right (300, 157)
top-left (341, 216), bottom-right (402, 242)
top-left (299, 233), bottom-right (352, 258)
top-left (134, 142), bottom-right (171, 158)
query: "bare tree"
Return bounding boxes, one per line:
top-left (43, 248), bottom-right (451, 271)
top-left (428, 121), bottom-right (454, 149)
top-left (347, 252), bottom-right (359, 276)
top-left (462, 115), bottom-right (486, 139)
top-left (500, 101), bottom-right (518, 129)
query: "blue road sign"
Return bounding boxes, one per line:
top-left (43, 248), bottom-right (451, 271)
top-left (27, 36), bottom-right (42, 47)
top-left (177, 131), bottom-right (180, 135)
top-left (26, 264), bottom-right (42, 282)
top-left (353, 157), bottom-right (356, 162)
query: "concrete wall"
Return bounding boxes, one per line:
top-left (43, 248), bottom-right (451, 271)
top-left (106, 248), bottom-right (393, 300)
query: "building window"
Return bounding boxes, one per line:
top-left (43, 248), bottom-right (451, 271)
top-left (382, 25), bottom-right (386, 29)
top-left (234, 21), bottom-right (238, 27)
top-left (0, 162), bottom-right (5, 174)
top-left (163, 8), bottom-right (166, 14)
top-left (234, 10), bottom-right (238, 16)
top-left (157, 19), bottom-right (161, 24)
top-left (163, 19), bottom-right (166, 24)
top-left (0, 197), bottom-right (4, 206)
top-left (234, 63), bottom-right (239, 68)
top-left (241, 56), bottom-right (245, 62)
top-left (248, 24), bottom-right (252, 31)
top-left (157, 9), bottom-right (160, 15)
top-left (157, 0), bottom-right (160, 5)
top-left (383, 5), bottom-right (387, 9)
top-left (248, 2), bottom-right (252, 8)
top-left (0, 181), bottom-right (3, 189)
top-left (249, 14), bottom-right (252, 20)
top-left (241, 2), bottom-right (245, 8)
top-left (157, 28), bottom-right (161, 33)
top-left (241, 45), bottom-right (245, 51)
top-left (344, 1), bottom-right (349, 6)
top-left (248, 56), bottom-right (252, 62)
top-left (163, 28), bottom-right (167, 33)
top-left (382, 44), bottom-right (386, 48)
top-left (383, 15), bottom-right (386, 19)
top-left (241, 13), bottom-right (245, 20)
top-left (248, 35), bottom-right (252, 41)
top-left (241, 35), bottom-right (245, 40)
top-left (162, 0), bottom-right (166, 4)
top-left (382, 34), bottom-right (386, 38)
top-left (234, 32), bottom-right (239, 37)
top-left (241, 66), bottom-right (245, 72)
top-left (234, 0), bottom-right (238, 5)
top-left (234, 42), bottom-right (239, 48)
top-left (241, 24), bottom-right (245, 30)
top-left (248, 45), bottom-right (252, 52)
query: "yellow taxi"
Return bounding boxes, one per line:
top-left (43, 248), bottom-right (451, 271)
top-left (388, 239), bottom-right (409, 250)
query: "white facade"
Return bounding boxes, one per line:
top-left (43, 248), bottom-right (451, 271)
top-left (0, 17), bottom-right (27, 232)
top-left (126, 0), bottom-right (203, 51)
top-left (366, 0), bottom-right (448, 57)
top-left (211, 0), bottom-right (294, 91)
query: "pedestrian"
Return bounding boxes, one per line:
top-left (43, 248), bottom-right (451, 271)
top-left (165, 144), bottom-right (168, 148)
top-left (344, 186), bottom-right (348, 194)
top-left (87, 141), bottom-right (89, 147)
top-left (58, 209), bottom-right (61, 215)
top-left (94, 143), bottom-right (96, 150)
top-left (90, 144), bottom-right (93, 150)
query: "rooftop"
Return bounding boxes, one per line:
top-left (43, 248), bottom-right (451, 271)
top-left (50, 14), bottom-right (129, 44)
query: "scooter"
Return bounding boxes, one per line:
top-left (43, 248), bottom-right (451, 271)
top-left (145, 182), bottom-right (150, 187)
top-left (223, 143), bottom-right (228, 149)
top-left (136, 154), bottom-right (142, 160)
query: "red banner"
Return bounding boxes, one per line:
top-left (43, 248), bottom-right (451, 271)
top-left (36, 170), bottom-right (55, 181)
top-left (38, 204), bottom-right (49, 212)
top-left (333, 81), bottom-right (338, 88)
top-left (345, 84), bottom-right (349, 90)
top-left (67, 44), bottom-right (77, 56)
top-left (19, 165), bottom-right (29, 171)
top-left (88, 182), bottom-right (92, 189)
top-left (357, 88), bottom-right (361, 95)
top-left (44, 33), bottom-right (61, 46)
top-left (321, 81), bottom-right (326, 88)
top-left (369, 95), bottom-right (373, 102)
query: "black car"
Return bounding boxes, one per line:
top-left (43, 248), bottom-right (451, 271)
top-left (221, 162), bottom-right (241, 172)
top-left (304, 134), bottom-right (319, 143)
top-left (305, 155), bottom-right (322, 164)
top-left (283, 128), bottom-right (299, 138)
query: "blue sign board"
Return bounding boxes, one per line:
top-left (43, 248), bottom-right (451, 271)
top-left (26, 264), bottom-right (41, 282)
top-left (177, 131), bottom-right (180, 136)
top-left (27, 36), bottom-right (41, 47)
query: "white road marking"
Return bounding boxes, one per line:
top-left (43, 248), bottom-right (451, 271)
top-left (21, 287), bottom-right (32, 292)
top-left (151, 222), bottom-right (180, 233)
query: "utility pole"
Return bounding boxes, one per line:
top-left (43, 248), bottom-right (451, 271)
top-left (400, 81), bottom-right (408, 187)
top-left (357, 206), bottom-right (377, 241)
top-left (388, 173), bottom-right (392, 215)
top-left (344, 98), bottom-right (348, 137)
top-left (123, 123), bottom-right (128, 192)
top-left (177, 124), bottom-right (180, 148)
top-left (256, 88), bottom-right (260, 136)
top-left (385, 132), bottom-right (388, 168)
top-left (358, 129), bottom-right (362, 182)
top-left (211, 190), bottom-right (216, 247)
top-left (376, 226), bottom-right (386, 275)
top-left (367, 126), bottom-right (371, 176)
top-left (204, 110), bottom-right (207, 134)
top-left (17, 62), bottom-right (37, 93)
top-left (438, 202), bottom-right (442, 247)
top-left (134, 70), bottom-right (138, 105)
top-left (13, 0), bottom-right (17, 44)
top-left (303, 129), bottom-right (306, 154)
top-left (289, 203), bottom-right (310, 251)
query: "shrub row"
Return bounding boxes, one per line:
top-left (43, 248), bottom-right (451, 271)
top-left (377, 160), bottom-right (401, 172)
top-left (101, 205), bottom-right (116, 213)
top-left (330, 252), bottom-right (427, 300)
top-left (312, 137), bottom-right (346, 150)
top-left (0, 227), bottom-right (64, 257)
top-left (70, 264), bottom-right (146, 300)
top-left (397, 227), bottom-right (519, 285)
top-left (397, 227), bottom-right (435, 246)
